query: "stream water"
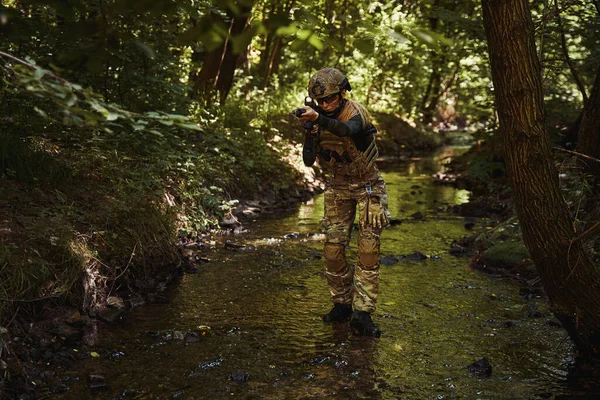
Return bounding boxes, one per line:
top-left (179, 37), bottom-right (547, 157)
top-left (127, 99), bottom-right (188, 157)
top-left (52, 149), bottom-right (583, 399)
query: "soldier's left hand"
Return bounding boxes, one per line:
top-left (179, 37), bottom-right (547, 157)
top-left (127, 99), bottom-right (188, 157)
top-left (367, 200), bottom-right (389, 229)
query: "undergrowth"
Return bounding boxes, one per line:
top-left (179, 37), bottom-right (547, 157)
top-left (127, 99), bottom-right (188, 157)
top-left (0, 90), bottom-right (309, 324)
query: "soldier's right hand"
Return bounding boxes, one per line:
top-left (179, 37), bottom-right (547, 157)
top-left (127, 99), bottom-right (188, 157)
top-left (298, 106), bottom-right (318, 122)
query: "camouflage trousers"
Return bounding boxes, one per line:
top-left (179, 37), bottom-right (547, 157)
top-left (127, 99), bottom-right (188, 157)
top-left (321, 172), bottom-right (390, 313)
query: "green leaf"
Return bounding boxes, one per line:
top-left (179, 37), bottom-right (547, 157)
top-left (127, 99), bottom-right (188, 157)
top-left (106, 113), bottom-right (120, 121)
top-left (388, 29), bottom-right (408, 44)
top-left (412, 29), bottom-right (435, 45)
top-left (276, 23), bottom-right (298, 36)
top-left (308, 35), bottom-right (324, 50)
top-left (297, 29), bottom-right (312, 40)
top-left (177, 123), bottom-right (203, 131)
top-left (134, 40), bottom-right (156, 59)
top-left (166, 114), bottom-right (188, 121)
top-left (354, 38), bottom-right (375, 54)
top-left (148, 130), bottom-right (164, 137)
top-left (158, 119), bottom-right (174, 126)
top-left (34, 107), bottom-right (48, 118)
top-left (34, 68), bottom-right (47, 80)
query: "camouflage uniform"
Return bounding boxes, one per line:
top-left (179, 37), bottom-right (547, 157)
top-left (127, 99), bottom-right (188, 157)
top-left (305, 68), bottom-right (391, 314)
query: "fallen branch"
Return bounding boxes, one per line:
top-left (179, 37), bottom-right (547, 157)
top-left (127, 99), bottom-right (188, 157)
top-left (552, 147), bottom-right (600, 165)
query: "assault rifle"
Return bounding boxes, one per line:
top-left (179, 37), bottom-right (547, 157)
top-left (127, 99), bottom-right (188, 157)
top-left (292, 97), bottom-right (319, 167)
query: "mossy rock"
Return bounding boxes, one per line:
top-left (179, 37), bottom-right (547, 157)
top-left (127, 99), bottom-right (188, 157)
top-left (480, 240), bottom-right (531, 269)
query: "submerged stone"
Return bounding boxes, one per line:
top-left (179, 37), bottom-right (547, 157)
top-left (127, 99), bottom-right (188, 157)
top-left (230, 369), bottom-right (249, 383)
top-left (406, 252), bottom-right (428, 261)
top-left (466, 358), bottom-right (492, 377)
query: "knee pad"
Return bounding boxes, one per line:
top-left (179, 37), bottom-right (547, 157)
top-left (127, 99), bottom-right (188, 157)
top-left (358, 234), bottom-right (380, 270)
top-left (324, 242), bottom-right (346, 273)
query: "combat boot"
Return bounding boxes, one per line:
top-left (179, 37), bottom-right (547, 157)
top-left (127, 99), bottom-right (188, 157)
top-left (322, 303), bottom-right (353, 322)
top-left (350, 310), bottom-right (381, 337)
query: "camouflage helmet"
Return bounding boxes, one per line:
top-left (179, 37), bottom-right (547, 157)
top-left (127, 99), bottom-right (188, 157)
top-left (307, 67), bottom-right (352, 99)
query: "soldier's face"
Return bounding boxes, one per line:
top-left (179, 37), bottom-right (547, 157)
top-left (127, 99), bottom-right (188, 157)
top-left (318, 93), bottom-right (342, 113)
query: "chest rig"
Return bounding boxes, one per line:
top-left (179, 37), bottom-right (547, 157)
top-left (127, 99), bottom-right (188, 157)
top-left (317, 103), bottom-right (379, 182)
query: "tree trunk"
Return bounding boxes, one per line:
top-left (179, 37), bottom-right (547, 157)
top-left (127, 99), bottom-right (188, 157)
top-left (214, 8), bottom-right (252, 102)
top-left (482, 0), bottom-right (600, 355)
top-left (575, 64), bottom-right (600, 176)
top-left (192, 2), bottom-right (254, 102)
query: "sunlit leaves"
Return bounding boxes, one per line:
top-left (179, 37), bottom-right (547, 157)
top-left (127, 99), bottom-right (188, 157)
top-left (411, 29), bottom-right (453, 51)
top-left (4, 55), bottom-right (206, 137)
top-left (387, 29), bottom-right (408, 44)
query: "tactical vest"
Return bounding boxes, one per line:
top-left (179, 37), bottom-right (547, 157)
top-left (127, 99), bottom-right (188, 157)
top-left (317, 102), bottom-right (380, 182)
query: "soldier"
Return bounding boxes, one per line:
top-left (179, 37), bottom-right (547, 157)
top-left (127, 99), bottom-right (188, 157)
top-left (295, 67), bottom-right (390, 337)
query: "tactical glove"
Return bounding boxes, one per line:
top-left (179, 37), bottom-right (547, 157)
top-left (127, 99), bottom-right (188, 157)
top-left (366, 197), bottom-right (389, 229)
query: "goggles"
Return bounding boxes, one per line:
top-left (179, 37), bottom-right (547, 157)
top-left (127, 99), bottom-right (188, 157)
top-left (316, 92), bottom-right (340, 106)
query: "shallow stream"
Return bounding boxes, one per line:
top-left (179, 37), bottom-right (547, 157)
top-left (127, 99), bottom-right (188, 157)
top-left (53, 149), bottom-right (581, 399)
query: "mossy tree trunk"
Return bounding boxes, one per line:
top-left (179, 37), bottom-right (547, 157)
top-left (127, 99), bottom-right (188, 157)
top-left (482, 0), bottom-right (600, 355)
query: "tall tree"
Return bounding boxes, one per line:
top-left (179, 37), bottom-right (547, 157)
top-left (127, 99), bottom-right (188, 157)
top-left (482, 0), bottom-right (600, 355)
top-left (575, 65), bottom-right (600, 176)
top-left (191, 1), bottom-right (255, 102)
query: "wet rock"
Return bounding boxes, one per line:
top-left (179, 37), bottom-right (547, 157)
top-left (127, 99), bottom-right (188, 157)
top-left (466, 358), bottom-right (492, 377)
top-left (184, 332), bottom-right (200, 345)
top-left (49, 380), bottom-right (69, 394)
top-left (40, 370), bottom-right (56, 381)
top-left (64, 310), bottom-right (89, 328)
top-left (283, 232), bottom-right (300, 239)
top-left (464, 222), bottom-right (476, 230)
top-left (172, 331), bottom-right (185, 341)
top-left (89, 382), bottom-right (109, 393)
top-left (381, 255), bottom-right (399, 265)
top-left (156, 282), bottom-right (168, 292)
top-left (229, 369), bottom-right (249, 383)
top-left (53, 324), bottom-right (82, 342)
top-left (224, 241), bottom-right (245, 250)
top-left (110, 351), bottom-right (126, 361)
top-left (406, 252), bottom-right (428, 261)
top-left (116, 389), bottom-right (141, 398)
top-left (242, 206), bottom-right (262, 219)
top-left (525, 304), bottom-right (548, 318)
top-left (411, 212), bottom-right (424, 220)
top-left (127, 297), bottom-right (146, 308)
top-left (184, 266), bottom-right (200, 274)
top-left (88, 374), bottom-right (105, 382)
top-left (135, 278), bottom-right (156, 290)
top-left (388, 218), bottom-right (402, 226)
top-left (98, 307), bottom-right (123, 323)
top-left (107, 296), bottom-right (126, 310)
top-left (88, 374), bottom-right (109, 393)
top-left (545, 320), bottom-right (562, 328)
top-left (146, 293), bottom-right (168, 304)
